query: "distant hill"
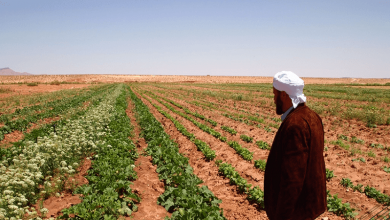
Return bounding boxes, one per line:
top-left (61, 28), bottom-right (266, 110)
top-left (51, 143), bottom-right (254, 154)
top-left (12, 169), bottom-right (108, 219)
top-left (0, 68), bottom-right (32, 76)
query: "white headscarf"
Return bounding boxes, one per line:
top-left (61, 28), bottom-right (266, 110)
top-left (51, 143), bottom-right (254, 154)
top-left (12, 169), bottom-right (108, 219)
top-left (273, 71), bottom-right (306, 108)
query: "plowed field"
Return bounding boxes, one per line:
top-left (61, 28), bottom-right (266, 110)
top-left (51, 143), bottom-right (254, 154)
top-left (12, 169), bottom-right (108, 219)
top-left (1, 79), bottom-right (389, 219)
top-left (128, 82), bottom-right (390, 220)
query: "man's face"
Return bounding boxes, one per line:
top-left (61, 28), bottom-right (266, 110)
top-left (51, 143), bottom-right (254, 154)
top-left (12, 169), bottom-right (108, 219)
top-left (273, 88), bottom-right (284, 115)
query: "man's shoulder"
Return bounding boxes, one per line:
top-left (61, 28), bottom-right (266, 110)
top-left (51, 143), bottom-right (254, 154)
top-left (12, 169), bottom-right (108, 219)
top-left (285, 105), bottom-right (322, 127)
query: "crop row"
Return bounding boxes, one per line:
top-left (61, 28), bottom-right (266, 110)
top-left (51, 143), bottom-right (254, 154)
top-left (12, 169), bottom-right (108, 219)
top-left (145, 88), bottom-right (278, 135)
top-left (61, 85), bottom-right (140, 219)
top-left (148, 90), bottom-right (277, 151)
top-left (0, 86), bottom-right (111, 163)
top-left (340, 178), bottom-right (390, 206)
top-left (141, 93), bottom-right (266, 163)
top-left (142, 90), bottom-right (218, 126)
top-left (152, 88), bottom-right (276, 127)
top-left (0, 85), bottom-right (109, 124)
top-left (0, 85), bottom-right (121, 219)
top-left (141, 95), bottom-right (216, 161)
top-left (141, 92), bottom-right (280, 166)
top-left (139, 85), bottom-right (368, 219)
top-left (144, 93), bottom-right (228, 142)
top-left (149, 91), bottom-right (218, 126)
top-left (129, 88), bottom-right (226, 219)
top-left (147, 88), bottom-right (276, 130)
top-left (138, 86), bottom-right (364, 219)
top-left (216, 160), bottom-right (265, 208)
top-left (144, 90), bottom-right (275, 149)
top-left (0, 85), bottom-right (93, 115)
top-left (0, 85), bottom-right (113, 141)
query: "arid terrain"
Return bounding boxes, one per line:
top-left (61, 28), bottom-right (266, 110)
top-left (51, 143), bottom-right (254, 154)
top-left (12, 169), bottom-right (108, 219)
top-left (1, 74), bottom-right (390, 84)
top-left (0, 75), bottom-right (389, 219)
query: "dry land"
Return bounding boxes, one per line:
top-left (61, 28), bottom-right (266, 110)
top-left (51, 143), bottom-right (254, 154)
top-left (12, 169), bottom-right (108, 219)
top-left (0, 75), bottom-right (389, 219)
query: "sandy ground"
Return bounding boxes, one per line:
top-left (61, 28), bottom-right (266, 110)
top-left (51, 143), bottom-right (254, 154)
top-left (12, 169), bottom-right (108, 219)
top-left (0, 84), bottom-right (92, 99)
top-left (133, 85), bottom-right (390, 219)
top-left (1, 75), bottom-right (389, 219)
top-left (1, 75), bottom-right (390, 84)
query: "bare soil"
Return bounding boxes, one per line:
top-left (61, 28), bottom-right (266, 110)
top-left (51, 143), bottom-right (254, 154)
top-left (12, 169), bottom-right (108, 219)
top-left (125, 99), bottom-right (170, 220)
top-left (32, 158), bottom-right (91, 219)
top-left (1, 75), bottom-right (389, 84)
top-left (0, 84), bottom-right (91, 99)
top-left (136, 87), bottom-right (389, 219)
top-left (137, 91), bottom-right (346, 219)
top-left (0, 116), bottom-right (60, 147)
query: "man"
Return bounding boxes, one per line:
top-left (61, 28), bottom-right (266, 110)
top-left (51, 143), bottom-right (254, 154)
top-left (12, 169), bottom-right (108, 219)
top-left (264, 71), bottom-right (326, 220)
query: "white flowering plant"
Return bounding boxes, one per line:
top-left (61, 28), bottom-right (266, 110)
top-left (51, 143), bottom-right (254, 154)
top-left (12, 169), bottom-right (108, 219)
top-left (60, 86), bottom-right (140, 219)
top-left (0, 85), bottom-right (121, 219)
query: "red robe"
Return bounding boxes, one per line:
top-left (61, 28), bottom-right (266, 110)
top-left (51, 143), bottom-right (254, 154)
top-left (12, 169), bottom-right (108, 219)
top-left (264, 103), bottom-right (326, 220)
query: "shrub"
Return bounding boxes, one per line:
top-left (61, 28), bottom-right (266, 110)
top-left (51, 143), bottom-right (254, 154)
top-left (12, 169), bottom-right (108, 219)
top-left (50, 80), bottom-right (61, 85)
top-left (27, 82), bottom-right (38, 86)
top-left (0, 87), bottom-right (12, 93)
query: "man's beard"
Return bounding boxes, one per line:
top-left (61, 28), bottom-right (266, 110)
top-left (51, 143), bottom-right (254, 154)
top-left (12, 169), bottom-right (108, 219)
top-left (275, 97), bottom-right (285, 115)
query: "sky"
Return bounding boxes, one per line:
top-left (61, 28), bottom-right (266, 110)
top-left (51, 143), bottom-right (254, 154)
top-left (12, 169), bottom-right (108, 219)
top-left (0, 0), bottom-right (389, 78)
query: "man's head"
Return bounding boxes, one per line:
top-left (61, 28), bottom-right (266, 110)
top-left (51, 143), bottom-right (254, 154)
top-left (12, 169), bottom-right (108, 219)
top-left (273, 87), bottom-right (293, 115)
top-left (272, 71), bottom-right (306, 115)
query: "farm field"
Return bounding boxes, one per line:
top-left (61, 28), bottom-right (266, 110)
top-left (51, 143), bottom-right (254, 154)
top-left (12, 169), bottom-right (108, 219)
top-left (0, 76), bottom-right (390, 219)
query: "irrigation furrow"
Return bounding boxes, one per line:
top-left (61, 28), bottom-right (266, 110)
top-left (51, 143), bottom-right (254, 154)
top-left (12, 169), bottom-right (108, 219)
top-left (134, 91), bottom-right (268, 220)
top-left (129, 88), bottom-right (226, 219)
top-left (125, 97), bottom-right (170, 220)
top-left (136, 87), bottom-right (387, 219)
top-left (138, 92), bottom-right (264, 188)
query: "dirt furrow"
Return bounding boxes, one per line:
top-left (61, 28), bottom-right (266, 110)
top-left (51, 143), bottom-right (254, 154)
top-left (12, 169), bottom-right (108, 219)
top-left (126, 99), bottom-right (170, 220)
top-left (0, 116), bottom-right (60, 148)
top-left (141, 90), bottom-right (390, 218)
top-left (151, 94), bottom-right (272, 161)
top-left (136, 91), bottom-right (349, 220)
top-left (142, 93), bottom-right (264, 186)
top-left (136, 93), bottom-right (268, 220)
top-left (152, 90), bottom-right (390, 196)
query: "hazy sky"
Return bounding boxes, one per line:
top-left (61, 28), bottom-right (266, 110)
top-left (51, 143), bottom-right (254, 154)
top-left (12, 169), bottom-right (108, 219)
top-left (1, 0), bottom-right (389, 77)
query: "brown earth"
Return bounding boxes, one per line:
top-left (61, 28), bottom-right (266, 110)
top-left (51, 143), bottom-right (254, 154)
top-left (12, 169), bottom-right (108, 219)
top-left (125, 99), bottom-right (170, 220)
top-left (0, 117), bottom-right (60, 148)
top-left (1, 74), bottom-right (390, 84)
top-left (32, 158), bottom-right (91, 219)
top-left (0, 100), bottom-right (91, 148)
top-left (145, 85), bottom-right (390, 149)
top-left (136, 91), bottom-right (345, 220)
top-left (135, 87), bottom-right (389, 219)
top-left (0, 84), bottom-right (92, 99)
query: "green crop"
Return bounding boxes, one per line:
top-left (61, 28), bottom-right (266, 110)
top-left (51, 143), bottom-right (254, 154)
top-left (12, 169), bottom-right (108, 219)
top-left (129, 88), bottom-right (226, 219)
top-left (217, 162), bottom-right (264, 208)
top-left (221, 125), bottom-right (237, 135)
top-left (256, 140), bottom-right (270, 150)
top-left (326, 191), bottom-right (357, 219)
top-left (326, 168), bottom-right (335, 181)
top-left (254, 159), bottom-right (266, 171)
top-left (227, 141), bottom-right (253, 161)
top-left (240, 134), bottom-right (253, 143)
